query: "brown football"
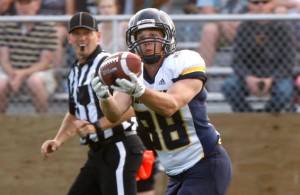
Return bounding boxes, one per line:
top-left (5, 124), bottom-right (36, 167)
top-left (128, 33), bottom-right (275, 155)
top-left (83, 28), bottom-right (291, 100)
top-left (98, 51), bottom-right (142, 86)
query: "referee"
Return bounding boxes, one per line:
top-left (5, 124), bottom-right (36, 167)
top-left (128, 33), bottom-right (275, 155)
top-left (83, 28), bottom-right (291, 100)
top-left (41, 12), bottom-right (145, 195)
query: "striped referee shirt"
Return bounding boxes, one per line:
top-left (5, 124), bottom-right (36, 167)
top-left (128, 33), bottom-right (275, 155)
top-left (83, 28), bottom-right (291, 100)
top-left (68, 46), bottom-right (136, 132)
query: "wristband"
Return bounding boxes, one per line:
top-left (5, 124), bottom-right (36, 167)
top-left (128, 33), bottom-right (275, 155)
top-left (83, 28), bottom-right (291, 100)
top-left (93, 121), bottom-right (102, 140)
top-left (93, 122), bottom-right (101, 132)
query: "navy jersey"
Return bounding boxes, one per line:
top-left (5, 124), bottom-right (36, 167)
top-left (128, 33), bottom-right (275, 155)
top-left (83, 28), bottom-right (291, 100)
top-left (133, 50), bottom-right (220, 176)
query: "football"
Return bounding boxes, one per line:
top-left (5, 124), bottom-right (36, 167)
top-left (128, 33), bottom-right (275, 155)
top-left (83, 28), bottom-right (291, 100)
top-left (98, 51), bottom-right (142, 86)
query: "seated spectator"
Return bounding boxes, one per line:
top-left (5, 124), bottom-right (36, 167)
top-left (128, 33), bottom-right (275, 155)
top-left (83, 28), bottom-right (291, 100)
top-left (0, 0), bottom-right (59, 113)
top-left (221, 0), bottom-right (297, 112)
top-left (39, 0), bottom-right (75, 68)
top-left (197, 0), bottom-right (248, 67)
top-left (96, 0), bottom-right (127, 53)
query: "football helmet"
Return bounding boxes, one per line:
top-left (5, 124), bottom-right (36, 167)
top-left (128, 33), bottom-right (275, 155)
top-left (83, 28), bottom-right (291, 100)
top-left (126, 8), bottom-right (176, 64)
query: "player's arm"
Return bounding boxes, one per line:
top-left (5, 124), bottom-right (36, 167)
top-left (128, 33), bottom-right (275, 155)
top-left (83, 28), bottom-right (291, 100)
top-left (100, 91), bottom-right (133, 123)
top-left (71, 104), bottom-right (135, 136)
top-left (139, 78), bottom-right (203, 117)
top-left (112, 71), bottom-right (204, 117)
top-left (98, 105), bottom-right (135, 128)
top-left (91, 75), bottom-right (133, 123)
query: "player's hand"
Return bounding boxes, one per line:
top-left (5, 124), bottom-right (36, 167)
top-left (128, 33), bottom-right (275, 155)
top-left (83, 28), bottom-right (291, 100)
top-left (91, 73), bottom-right (110, 100)
top-left (112, 72), bottom-right (145, 98)
top-left (41, 140), bottom-right (59, 158)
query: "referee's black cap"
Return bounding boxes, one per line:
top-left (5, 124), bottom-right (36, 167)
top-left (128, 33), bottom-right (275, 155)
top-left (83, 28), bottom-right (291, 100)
top-left (68, 12), bottom-right (98, 33)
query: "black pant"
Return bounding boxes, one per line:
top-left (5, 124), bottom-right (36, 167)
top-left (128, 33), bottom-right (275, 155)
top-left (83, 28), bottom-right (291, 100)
top-left (68, 134), bottom-right (145, 195)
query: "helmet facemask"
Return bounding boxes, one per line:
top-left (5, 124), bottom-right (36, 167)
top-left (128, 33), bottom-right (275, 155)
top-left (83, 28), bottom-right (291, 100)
top-left (128, 35), bottom-right (168, 64)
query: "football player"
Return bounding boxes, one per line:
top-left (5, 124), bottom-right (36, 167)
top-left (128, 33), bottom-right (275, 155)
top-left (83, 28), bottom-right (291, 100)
top-left (92, 8), bottom-right (232, 195)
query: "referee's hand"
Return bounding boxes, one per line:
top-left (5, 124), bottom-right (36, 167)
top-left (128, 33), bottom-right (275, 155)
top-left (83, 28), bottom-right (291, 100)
top-left (41, 140), bottom-right (59, 158)
top-left (74, 120), bottom-right (95, 138)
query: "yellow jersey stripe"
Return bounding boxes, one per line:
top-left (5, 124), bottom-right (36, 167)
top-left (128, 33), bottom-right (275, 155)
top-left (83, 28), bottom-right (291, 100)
top-left (181, 66), bottom-right (206, 75)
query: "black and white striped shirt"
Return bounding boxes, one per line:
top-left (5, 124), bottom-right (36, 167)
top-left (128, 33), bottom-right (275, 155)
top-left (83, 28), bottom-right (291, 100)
top-left (0, 21), bottom-right (58, 68)
top-left (68, 46), bottom-right (136, 132)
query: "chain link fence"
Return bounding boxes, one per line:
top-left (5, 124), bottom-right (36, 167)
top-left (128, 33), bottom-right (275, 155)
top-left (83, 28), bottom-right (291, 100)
top-left (1, 14), bottom-right (300, 114)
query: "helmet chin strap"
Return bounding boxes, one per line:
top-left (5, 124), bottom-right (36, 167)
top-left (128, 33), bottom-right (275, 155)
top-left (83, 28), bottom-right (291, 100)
top-left (141, 52), bottom-right (165, 64)
top-left (142, 55), bottom-right (161, 64)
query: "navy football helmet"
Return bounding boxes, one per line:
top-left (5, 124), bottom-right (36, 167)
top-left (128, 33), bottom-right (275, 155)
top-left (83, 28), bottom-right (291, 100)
top-left (126, 8), bottom-right (176, 64)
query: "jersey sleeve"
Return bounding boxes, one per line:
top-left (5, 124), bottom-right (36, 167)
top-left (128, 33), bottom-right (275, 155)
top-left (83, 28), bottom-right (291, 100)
top-left (174, 50), bottom-right (206, 82)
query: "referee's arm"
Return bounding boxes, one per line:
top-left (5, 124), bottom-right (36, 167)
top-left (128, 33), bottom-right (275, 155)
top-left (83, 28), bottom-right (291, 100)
top-left (53, 113), bottom-right (78, 145)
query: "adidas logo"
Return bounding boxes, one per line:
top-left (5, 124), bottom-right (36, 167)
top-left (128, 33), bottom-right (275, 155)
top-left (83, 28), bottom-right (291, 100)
top-left (159, 79), bottom-right (166, 85)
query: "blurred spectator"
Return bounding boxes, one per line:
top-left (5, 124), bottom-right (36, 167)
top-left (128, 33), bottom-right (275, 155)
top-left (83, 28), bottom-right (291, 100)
top-left (182, 0), bottom-right (198, 14)
top-left (274, 0), bottom-right (300, 106)
top-left (295, 75), bottom-right (300, 104)
top-left (157, 0), bottom-right (198, 14)
top-left (0, 0), bottom-right (15, 15)
top-left (273, 0), bottom-right (300, 13)
top-left (122, 0), bottom-right (170, 14)
top-left (0, 0), bottom-right (58, 113)
top-left (272, 0), bottom-right (300, 46)
top-left (75, 0), bottom-right (97, 14)
top-left (39, 0), bottom-right (75, 15)
top-left (197, 0), bottom-right (248, 67)
top-left (221, 0), bottom-right (297, 112)
top-left (96, 0), bottom-right (127, 53)
top-left (39, 0), bottom-right (75, 68)
top-left (76, 0), bottom-right (160, 15)
top-left (134, 0), bottom-right (169, 13)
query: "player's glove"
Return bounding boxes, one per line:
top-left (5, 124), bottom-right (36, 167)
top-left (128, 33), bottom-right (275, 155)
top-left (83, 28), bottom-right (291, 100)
top-left (91, 74), bottom-right (110, 100)
top-left (112, 72), bottom-right (145, 98)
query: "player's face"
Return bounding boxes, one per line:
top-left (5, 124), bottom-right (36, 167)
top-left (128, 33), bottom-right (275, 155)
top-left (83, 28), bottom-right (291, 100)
top-left (135, 29), bottom-right (164, 56)
top-left (68, 28), bottom-right (101, 61)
